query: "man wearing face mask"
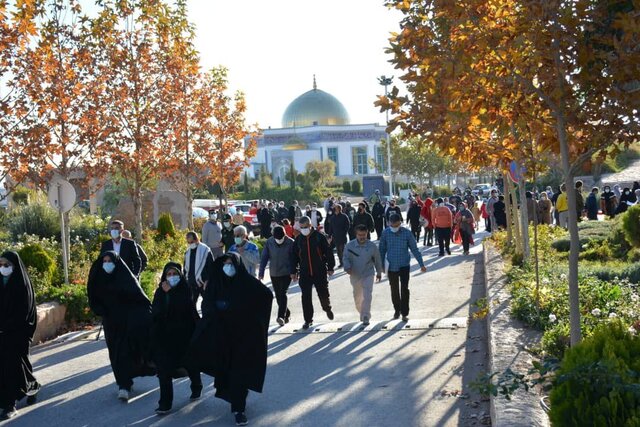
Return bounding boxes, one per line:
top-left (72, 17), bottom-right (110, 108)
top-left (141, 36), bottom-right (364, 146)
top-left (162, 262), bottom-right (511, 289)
top-left (277, 201), bottom-right (289, 222)
top-left (329, 204), bottom-right (351, 269)
top-left (259, 226), bottom-right (294, 326)
top-left (184, 232), bottom-right (214, 304)
top-left (202, 210), bottom-right (224, 259)
top-left (308, 203), bottom-right (323, 230)
top-left (352, 202), bottom-right (375, 240)
top-left (384, 199), bottom-right (402, 228)
top-left (379, 214), bottom-right (426, 322)
top-left (290, 216), bottom-right (335, 330)
top-left (229, 226), bottom-right (260, 277)
top-left (220, 214), bottom-right (236, 251)
top-left (600, 185), bottom-right (617, 218)
top-left (288, 200), bottom-right (303, 224)
top-left (433, 198), bottom-right (453, 256)
top-left (343, 225), bottom-right (383, 326)
top-left (100, 220), bottom-right (142, 277)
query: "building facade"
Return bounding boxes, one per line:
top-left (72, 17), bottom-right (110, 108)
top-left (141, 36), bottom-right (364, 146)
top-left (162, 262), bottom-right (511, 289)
top-left (245, 79), bottom-right (388, 183)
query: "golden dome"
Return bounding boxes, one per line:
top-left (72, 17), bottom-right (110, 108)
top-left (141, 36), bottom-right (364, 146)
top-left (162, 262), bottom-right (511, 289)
top-left (282, 78), bottom-right (350, 128)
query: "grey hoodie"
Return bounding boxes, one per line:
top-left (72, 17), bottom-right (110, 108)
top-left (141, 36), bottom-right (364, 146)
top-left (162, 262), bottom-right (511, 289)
top-left (259, 236), bottom-right (294, 278)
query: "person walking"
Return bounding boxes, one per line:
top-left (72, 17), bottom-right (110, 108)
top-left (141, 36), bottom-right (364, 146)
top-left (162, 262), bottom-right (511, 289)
top-left (537, 192), bottom-right (553, 225)
top-left (379, 214), bottom-right (427, 322)
top-left (454, 202), bottom-right (475, 255)
top-left (406, 199), bottom-right (422, 242)
top-left (100, 220), bottom-right (142, 277)
top-left (384, 199), bottom-right (402, 228)
top-left (121, 230), bottom-right (148, 274)
top-left (585, 187), bottom-right (600, 220)
top-left (308, 203), bottom-right (323, 230)
top-left (0, 251), bottom-right (40, 420)
top-left (494, 195), bottom-right (508, 229)
top-left (288, 200), bottom-right (303, 224)
top-left (328, 204), bottom-right (351, 269)
top-left (420, 197), bottom-right (434, 245)
top-left (188, 253), bottom-right (273, 426)
top-left (486, 190), bottom-right (499, 233)
top-left (432, 198), bottom-right (453, 256)
top-left (556, 184), bottom-right (569, 228)
top-left (259, 226), bottom-right (294, 326)
top-left (202, 211), bottom-right (224, 259)
top-left (525, 191), bottom-right (537, 224)
top-left (184, 232), bottom-right (214, 304)
top-left (87, 251), bottom-right (155, 402)
top-left (220, 214), bottom-right (236, 251)
top-left (575, 180), bottom-right (585, 221)
top-left (290, 216), bottom-right (335, 330)
top-left (343, 225), bottom-right (383, 326)
top-left (150, 263), bottom-right (202, 415)
top-left (229, 226), bottom-right (260, 277)
top-left (352, 202), bottom-right (375, 240)
top-left (257, 203), bottom-right (274, 239)
top-left (371, 200), bottom-right (385, 240)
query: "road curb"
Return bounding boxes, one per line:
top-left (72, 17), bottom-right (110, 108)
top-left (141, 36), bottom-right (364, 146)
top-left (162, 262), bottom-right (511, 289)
top-left (483, 241), bottom-right (549, 427)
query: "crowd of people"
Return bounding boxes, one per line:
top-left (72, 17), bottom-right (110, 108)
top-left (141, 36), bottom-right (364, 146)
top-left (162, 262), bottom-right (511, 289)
top-left (0, 188), bottom-right (491, 425)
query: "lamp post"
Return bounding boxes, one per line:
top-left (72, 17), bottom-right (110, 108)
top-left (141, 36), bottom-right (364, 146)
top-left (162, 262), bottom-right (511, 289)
top-left (378, 75), bottom-right (394, 198)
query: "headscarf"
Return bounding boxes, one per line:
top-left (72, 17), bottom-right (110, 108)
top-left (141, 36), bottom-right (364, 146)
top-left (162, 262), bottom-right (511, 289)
top-left (0, 251), bottom-right (37, 337)
top-left (159, 262), bottom-right (186, 287)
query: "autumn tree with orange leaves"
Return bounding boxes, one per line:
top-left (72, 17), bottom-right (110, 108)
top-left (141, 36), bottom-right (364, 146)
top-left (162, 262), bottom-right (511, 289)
top-left (380, 0), bottom-right (640, 345)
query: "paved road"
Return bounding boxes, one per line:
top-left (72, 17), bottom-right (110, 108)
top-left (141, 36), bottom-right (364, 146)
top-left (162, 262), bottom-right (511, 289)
top-left (2, 228), bottom-right (491, 427)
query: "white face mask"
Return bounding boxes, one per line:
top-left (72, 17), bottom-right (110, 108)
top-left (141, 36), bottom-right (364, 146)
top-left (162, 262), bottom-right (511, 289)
top-left (223, 222), bottom-right (231, 228)
top-left (167, 275), bottom-right (180, 287)
top-left (103, 262), bottom-right (116, 274)
top-left (223, 264), bottom-right (236, 277)
top-left (188, 243), bottom-right (198, 250)
top-left (0, 266), bottom-right (13, 277)
top-left (300, 228), bottom-right (311, 236)
top-left (110, 230), bottom-right (121, 239)
top-left (209, 214), bottom-right (216, 221)
top-left (275, 238), bottom-right (285, 245)
top-left (390, 226), bottom-right (400, 233)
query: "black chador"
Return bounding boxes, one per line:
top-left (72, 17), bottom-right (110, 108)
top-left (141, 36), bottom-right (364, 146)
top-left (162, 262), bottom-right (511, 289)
top-left (150, 262), bottom-right (202, 414)
top-left (0, 251), bottom-right (40, 420)
top-left (87, 250), bottom-right (155, 400)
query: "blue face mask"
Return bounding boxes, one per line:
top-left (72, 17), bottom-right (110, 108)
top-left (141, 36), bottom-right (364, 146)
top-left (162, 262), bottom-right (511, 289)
top-left (223, 264), bottom-right (236, 277)
top-left (103, 262), bottom-right (115, 274)
top-left (167, 276), bottom-right (180, 287)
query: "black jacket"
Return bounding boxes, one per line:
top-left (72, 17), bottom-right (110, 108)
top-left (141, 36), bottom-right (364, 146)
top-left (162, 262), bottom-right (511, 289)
top-left (385, 206), bottom-right (402, 224)
top-left (187, 253), bottom-right (273, 397)
top-left (352, 211), bottom-right (375, 232)
top-left (291, 229), bottom-right (335, 277)
top-left (150, 262), bottom-right (199, 378)
top-left (100, 238), bottom-right (142, 277)
top-left (407, 204), bottom-right (422, 228)
top-left (221, 225), bottom-right (235, 251)
top-left (329, 212), bottom-right (351, 245)
top-left (372, 202), bottom-right (385, 223)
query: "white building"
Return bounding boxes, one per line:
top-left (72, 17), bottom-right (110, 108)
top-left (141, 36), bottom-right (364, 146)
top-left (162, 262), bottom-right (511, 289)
top-left (246, 78), bottom-right (388, 183)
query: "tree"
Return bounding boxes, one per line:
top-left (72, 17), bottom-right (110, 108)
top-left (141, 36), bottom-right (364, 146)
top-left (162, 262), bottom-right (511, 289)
top-left (380, 0), bottom-right (640, 345)
top-left (305, 159), bottom-right (335, 188)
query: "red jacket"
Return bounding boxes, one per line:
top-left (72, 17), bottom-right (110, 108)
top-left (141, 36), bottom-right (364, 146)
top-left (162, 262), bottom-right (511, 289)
top-left (420, 198), bottom-right (434, 229)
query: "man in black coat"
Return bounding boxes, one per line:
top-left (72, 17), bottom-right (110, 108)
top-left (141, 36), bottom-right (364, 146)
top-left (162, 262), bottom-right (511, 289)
top-left (371, 201), bottom-right (385, 240)
top-left (288, 200), bottom-right (303, 224)
top-left (100, 220), bottom-right (142, 277)
top-left (257, 204), bottom-right (274, 238)
top-left (122, 230), bottom-right (147, 273)
top-left (384, 199), bottom-right (402, 227)
top-left (351, 202), bottom-right (374, 240)
top-left (328, 204), bottom-right (351, 269)
top-left (406, 200), bottom-right (423, 242)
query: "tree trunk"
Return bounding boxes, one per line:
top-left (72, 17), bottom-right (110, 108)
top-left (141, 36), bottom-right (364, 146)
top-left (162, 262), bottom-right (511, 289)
top-left (133, 185), bottom-right (143, 244)
top-left (503, 172), bottom-right (513, 246)
top-left (509, 180), bottom-right (522, 254)
top-left (518, 178), bottom-right (531, 262)
top-left (557, 115), bottom-right (582, 345)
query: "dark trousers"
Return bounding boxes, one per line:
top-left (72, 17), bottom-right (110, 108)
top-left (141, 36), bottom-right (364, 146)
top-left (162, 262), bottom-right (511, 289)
top-left (374, 221), bottom-right (384, 240)
top-left (158, 370), bottom-right (202, 407)
top-left (423, 227), bottom-right (433, 245)
top-left (461, 230), bottom-right (472, 253)
top-left (230, 387), bottom-right (249, 413)
top-left (484, 217), bottom-right (491, 232)
top-left (299, 274), bottom-right (331, 323)
top-left (411, 226), bottom-right (421, 242)
top-left (190, 284), bottom-right (203, 305)
top-left (336, 242), bottom-right (346, 266)
top-left (388, 266), bottom-right (410, 316)
top-left (271, 275), bottom-right (292, 320)
top-left (435, 227), bottom-right (451, 255)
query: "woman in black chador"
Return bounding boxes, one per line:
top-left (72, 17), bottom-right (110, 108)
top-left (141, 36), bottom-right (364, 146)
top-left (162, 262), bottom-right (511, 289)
top-left (0, 251), bottom-right (40, 420)
top-left (150, 262), bottom-right (202, 415)
top-left (87, 251), bottom-right (155, 402)
top-left (188, 252), bottom-right (272, 426)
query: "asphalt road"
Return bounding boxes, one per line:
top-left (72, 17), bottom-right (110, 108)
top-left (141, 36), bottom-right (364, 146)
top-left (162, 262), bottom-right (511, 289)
top-left (2, 227), bottom-right (491, 427)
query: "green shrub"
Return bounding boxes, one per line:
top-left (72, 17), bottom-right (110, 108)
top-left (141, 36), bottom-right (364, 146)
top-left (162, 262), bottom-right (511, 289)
top-left (11, 187), bottom-right (32, 206)
top-left (351, 180), bottom-right (361, 194)
top-left (142, 229), bottom-right (186, 272)
top-left (549, 322), bottom-right (640, 426)
top-left (8, 201), bottom-right (61, 241)
top-left (622, 205), bottom-right (640, 248)
top-left (139, 270), bottom-right (159, 300)
top-left (580, 240), bottom-right (613, 261)
top-left (156, 213), bottom-right (176, 239)
top-left (19, 244), bottom-right (55, 282)
top-left (342, 180), bottom-right (351, 193)
top-left (69, 211), bottom-right (108, 242)
top-left (41, 284), bottom-right (97, 325)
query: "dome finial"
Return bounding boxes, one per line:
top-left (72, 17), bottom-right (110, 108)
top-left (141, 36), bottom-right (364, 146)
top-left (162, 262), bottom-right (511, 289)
top-left (313, 74), bottom-right (317, 90)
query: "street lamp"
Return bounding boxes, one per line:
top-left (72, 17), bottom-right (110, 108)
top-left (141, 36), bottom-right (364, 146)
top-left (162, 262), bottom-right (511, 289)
top-left (378, 75), bottom-right (394, 198)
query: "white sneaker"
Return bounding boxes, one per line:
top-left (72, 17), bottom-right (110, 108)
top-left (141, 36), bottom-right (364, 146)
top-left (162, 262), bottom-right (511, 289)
top-left (117, 389), bottom-right (129, 402)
